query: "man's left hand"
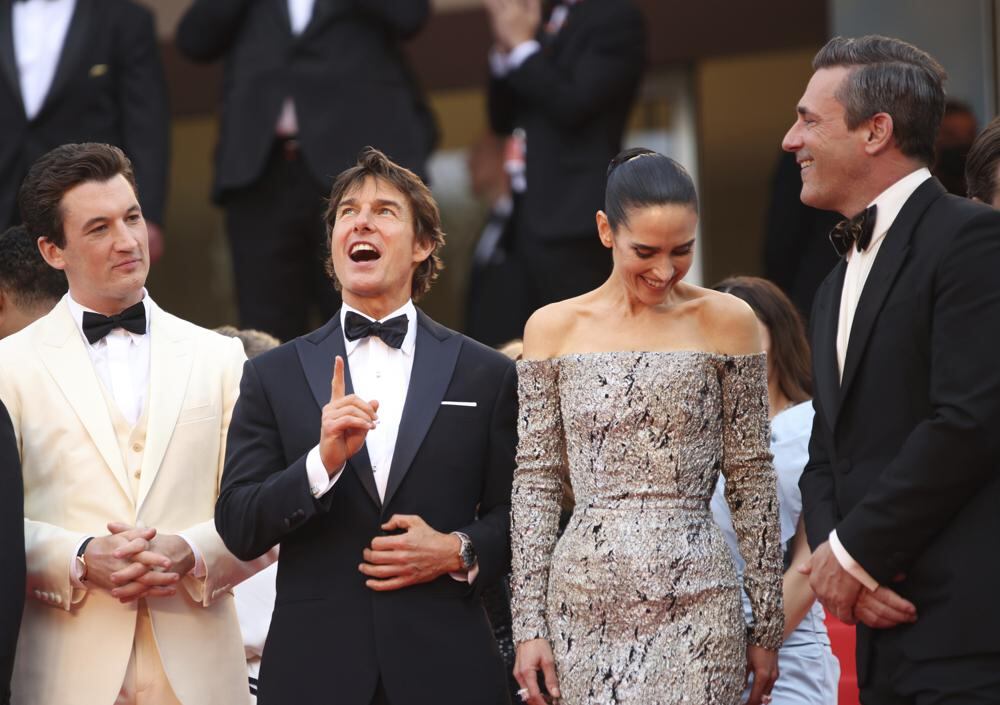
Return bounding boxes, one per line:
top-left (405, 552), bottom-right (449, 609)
top-left (360, 515), bottom-right (462, 591)
top-left (799, 540), bottom-right (863, 624)
top-left (107, 523), bottom-right (195, 602)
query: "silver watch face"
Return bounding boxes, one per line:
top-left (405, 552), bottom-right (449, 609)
top-left (459, 535), bottom-right (476, 568)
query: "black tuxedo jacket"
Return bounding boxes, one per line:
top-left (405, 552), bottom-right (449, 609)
top-left (801, 178), bottom-right (1000, 677)
top-left (217, 310), bottom-right (515, 705)
top-left (488, 0), bottom-right (645, 242)
top-left (176, 0), bottom-right (438, 200)
top-left (0, 400), bottom-right (24, 705)
top-left (0, 0), bottom-right (169, 226)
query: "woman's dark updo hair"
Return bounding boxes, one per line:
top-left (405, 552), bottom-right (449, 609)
top-left (605, 147), bottom-right (698, 231)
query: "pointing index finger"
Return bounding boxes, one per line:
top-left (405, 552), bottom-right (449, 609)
top-left (331, 355), bottom-right (345, 401)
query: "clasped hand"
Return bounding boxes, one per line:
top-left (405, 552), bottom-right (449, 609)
top-left (799, 541), bottom-right (917, 629)
top-left (358, 515), bottom-right (463, 591)
top-left (82, 522), bottom-right (195, 603)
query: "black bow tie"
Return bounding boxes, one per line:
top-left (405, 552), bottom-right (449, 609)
top-left (829, 204), bottom-right (877, 258)
top-left (81, 301), bottom-right (146, 344)
top-left (344, 311), bottom-right (408, 349)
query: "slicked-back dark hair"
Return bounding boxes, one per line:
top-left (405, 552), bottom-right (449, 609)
top-left (813, 35), bottom-right (946, 165)
top-left (966, 116), bottom-right (1000, 203)
top-left (18, 143), bottom-right (138, 248)
top-left (604, 148), bottom-right (698, 231)
top-left (0, 225), bottom-right (68, 309)
top-left (324, 147), bottom-right (444, 301)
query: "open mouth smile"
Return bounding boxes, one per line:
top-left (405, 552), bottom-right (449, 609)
top-left (349, 242), bottom-right (381, 263)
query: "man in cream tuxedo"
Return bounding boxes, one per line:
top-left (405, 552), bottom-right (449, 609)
top-left (0, 142), bottom-right (272, 705)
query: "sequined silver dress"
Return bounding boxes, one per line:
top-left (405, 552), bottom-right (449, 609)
top-left (511, 352), bottom-right (784, 705)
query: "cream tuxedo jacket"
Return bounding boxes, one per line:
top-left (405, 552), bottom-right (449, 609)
top-left (0, 298), bottom-right (272, 705)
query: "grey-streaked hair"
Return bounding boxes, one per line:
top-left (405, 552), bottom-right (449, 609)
top-left (813, 35), bottom-right (946, 165)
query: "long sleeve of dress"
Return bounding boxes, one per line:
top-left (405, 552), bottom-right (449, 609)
top-left (510, 359), bottom-right (566, 644)
top-left (718, 354), bottom-right (784, 650)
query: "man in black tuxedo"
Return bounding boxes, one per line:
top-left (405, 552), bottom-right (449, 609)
top-left (176, 0), bottom-right (437, 343)
top-left (0, 0), bottom-right (169, 258)
top-left (216, 148), bottom-right (516, 705)
top-left (484, 0), bottom-right (645, 319)
top-left (0, 400), bottom-right (24, 705)
top-left (788, 36), bottom-right (1000, 703)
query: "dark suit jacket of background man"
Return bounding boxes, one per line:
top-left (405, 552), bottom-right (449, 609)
top-left (800, 178), bottom-right (1000, 684)
top-left (216, 310), bottom-right (516, 705)
top-left (175, 0), bottom-right (438, 198)
top-left (0, 0), bottom-right (169, 227)
top-left (0, 400), bottom-right (24, 705)
top-left (488, 0), bottom-right (645, 246)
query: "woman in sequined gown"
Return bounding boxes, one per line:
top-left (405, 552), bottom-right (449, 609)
top-left (511, 149), bottom-right (785, 705)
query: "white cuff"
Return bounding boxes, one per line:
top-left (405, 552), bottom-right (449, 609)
top-left (489, 47), bottom-right (510, 77)
top-left (829, 529), bottom-right (879, 592)
top-left (449, 563), bottom-right (479, 584)
top-left (177, 532), bottom-right (206, 578)
top-left (507, 40), bottom-right (540, 71)
top-left (69, 536), bottom-right (92, 589)
top-left (306, 445), bottom-right (344, 498)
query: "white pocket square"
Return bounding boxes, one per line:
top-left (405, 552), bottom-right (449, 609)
top-left (441, 401), bottom-right (477, 407)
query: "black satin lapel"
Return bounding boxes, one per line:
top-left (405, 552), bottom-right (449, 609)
top-left (0, 2), bottom-right (22, 110)
top-left (381, 314), bottom-right (462, 511)
top-left (299, 0), bottom-right (338, 40)
top-left (838, 178), bottom-right (945, 404)
top-left (812, 263), bottom-right (845, 430)
top-left (294, 314), bottom-right (379, 508)
top-left (37, 0), bottom-right (91, 118)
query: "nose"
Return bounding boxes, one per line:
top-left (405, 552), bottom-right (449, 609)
top-left (782, 122), bottom-right (802, 153)
top-left (112, 220), bottom-right (141, 250)
top-left (353, 205), bottom-right (373, 231)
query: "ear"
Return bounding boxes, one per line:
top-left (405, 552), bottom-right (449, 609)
top-left (864, 112), bottom-right (895, 156)
top-left (37, 237), bottom-right (68, 271)
top-left (411, 232), bottom-right (435, 266)
top-left (596, 211), bottom-right (614, 250)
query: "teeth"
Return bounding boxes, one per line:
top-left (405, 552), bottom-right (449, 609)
top-left (350, 243), bottom-right (377, 255)
top-left (800, 159), bottom-right (814, 169)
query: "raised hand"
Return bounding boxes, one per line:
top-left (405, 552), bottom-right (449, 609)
top-left (483, 0), bottom-right (542, 52)
top-left (319, 355), bottom-right (378, 476)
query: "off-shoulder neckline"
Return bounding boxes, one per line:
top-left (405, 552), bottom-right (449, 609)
top-left (518, 350), bottom-right (766, 364)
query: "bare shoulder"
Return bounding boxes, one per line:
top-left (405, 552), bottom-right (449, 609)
top-left (522, 301), bottom-right (578, 360)
top-left (695, 288), bottom-right (763, 356)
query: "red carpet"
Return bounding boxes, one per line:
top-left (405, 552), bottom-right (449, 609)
top-left (825, 613), bottom-right (860, 705)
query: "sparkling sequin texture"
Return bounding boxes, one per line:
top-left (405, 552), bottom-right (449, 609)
top-left (511, 351), bottom-right (784, 704)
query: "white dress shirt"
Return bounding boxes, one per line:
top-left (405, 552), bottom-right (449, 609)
top-left (830, 166), bottom-right (932, 591)
top-left (65, 291), bottom-right (204, 584)
top-left (12, 0), bottom-right (77, 120)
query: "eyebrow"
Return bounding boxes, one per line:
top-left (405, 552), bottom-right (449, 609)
top-left (796, 105), bottom-right (817, 119)
top-left (633, 238), bottom-right (696, 251)
top-left (81, 204), bottom-right (140, 232)
top-left (338, 198), bottom-right (403, 210)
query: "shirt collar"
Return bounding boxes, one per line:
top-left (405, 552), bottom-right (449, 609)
top-left (340, 299), bottom-right (417, 356)
top-left (864, 167), bottom-right (932, 249)
top-left (66, 288), bottom-right (152, 346)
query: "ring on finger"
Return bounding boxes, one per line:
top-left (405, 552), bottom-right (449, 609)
top-left (517, 688), bottom-right (529, 702)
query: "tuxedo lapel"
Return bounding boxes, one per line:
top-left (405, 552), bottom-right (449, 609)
top-left (136, 304), bottom-right (194, 511)
top-left (812, 262), bottom-right (845, 429)
top-left (381, 311), bottom-right (462, 511)
top-left (839, 178), bottom-right (945, 405)
top-left (295, 314), bottom-right (380, 508)
top-left (36, 0), bottom-right (92, 120)
top-left (272, 0), bottom-right (291, 34)
top-left (0, 0), bottom-right (23, 113)
top-left (35, 302), bottom-right (132, 500)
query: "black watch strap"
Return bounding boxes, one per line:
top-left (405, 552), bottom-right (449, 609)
top-left (77, 536), bottom-right (95, 558)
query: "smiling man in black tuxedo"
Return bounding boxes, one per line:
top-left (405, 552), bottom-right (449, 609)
top-left (217, 147), bottom-right (517, 705)
top-left (787, 36), bottom-right (1000, 703)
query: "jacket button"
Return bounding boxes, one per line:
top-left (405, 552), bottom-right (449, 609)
top-left (283, 517), bottom-right (292, 529)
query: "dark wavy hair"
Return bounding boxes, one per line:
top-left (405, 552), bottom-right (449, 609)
top-left (324, 147), bottom-right (444, 301)
top-left (713, 276), bottom-right (812, 404)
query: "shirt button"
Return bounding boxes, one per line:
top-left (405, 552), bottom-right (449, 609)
top-left (133, 469), bottom-right (141, 479)
top-left (132, 442), bottom-right (143, 453)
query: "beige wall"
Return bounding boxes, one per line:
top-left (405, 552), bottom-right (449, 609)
top-left (696, 48), bottom-right (818, 286)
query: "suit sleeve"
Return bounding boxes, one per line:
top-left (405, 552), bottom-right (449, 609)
top-left (116, 4), bottom-right (169, 226)
top-left (178, 337), bottom-right (277, 606)
top-left (0, 401), bottom-right (24, 705)
top-left (216, 357), bottom-right (333, 561)
top-left (175, 0), bottom-right (257, 62)
top-left (497, 5), bottom-right (645, 130)
top-left (798, 398), bottom-right (839, 550)
top-left (454, 360), bottom-right (516, 593)
top-left (837, 210), bottom-right (1000, 584)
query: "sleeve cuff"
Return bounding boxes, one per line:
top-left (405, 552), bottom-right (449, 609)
top-left (177, 532), bottom-right (206, 578)
top-left (507, 40), bottom-right (540, 70)
top-left (489, 47), bottom-right (510, 77)
top-left (449, 563), bottom-right (479, 584)
top-left (829, 529), bottom-right (879, 592)
top-left (306, 445), bottom-right (344, 498)
top-left (69, 536), bottom-right (92, 589)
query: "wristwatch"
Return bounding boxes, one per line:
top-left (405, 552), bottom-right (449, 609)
top-left (452, 531), bottom-right (477, 570)
top-left (76, 536), bottom-right (95, 582)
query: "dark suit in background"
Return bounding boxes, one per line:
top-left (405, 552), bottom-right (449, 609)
top-left (802, 179), bottom-right (1000, 696)
top-left (0, 400), bottom-right (24, 705)
top-left (0, 0), bottom-right (169, 228)
top-left (488, 0), bottom-right (644, 318)
top-left (216, 310), bottom-right (515, 705)
top-left (176, 0), bottom-right (438, 342)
